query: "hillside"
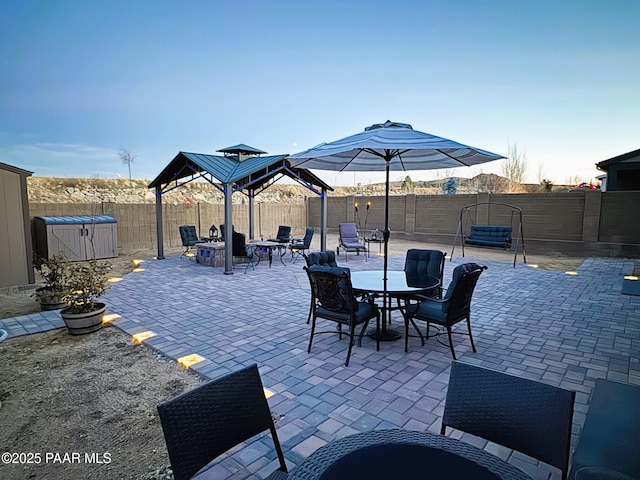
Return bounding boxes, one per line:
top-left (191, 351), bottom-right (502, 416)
top-left (26, 173), bottom-right (556, 205)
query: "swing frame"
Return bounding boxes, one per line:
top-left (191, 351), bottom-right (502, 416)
top-left (450, 202), bottom-right (527, 268)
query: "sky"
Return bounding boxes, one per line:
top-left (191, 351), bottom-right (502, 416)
top-left (1, 0), bottom-right (638, 186)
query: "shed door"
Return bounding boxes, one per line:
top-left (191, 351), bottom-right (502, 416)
top-left (48, 224), bottom-right (86, 260)
top-left (84, 223), bottom-right (117, 259)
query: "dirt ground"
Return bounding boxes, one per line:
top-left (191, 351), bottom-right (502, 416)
top-left (0, 247), bottom-right (201, 480)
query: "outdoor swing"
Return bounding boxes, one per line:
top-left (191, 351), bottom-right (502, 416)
top-left (450, 202), bottom-right (527, 268)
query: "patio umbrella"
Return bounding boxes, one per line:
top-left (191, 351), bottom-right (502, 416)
top-left (288, 120), bottom-right (505, 279)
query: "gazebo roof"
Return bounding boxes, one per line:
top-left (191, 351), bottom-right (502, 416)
top-left (148, 150), bottom-right (333, 194)
top-left (217, 144), bottom-right (267, 156)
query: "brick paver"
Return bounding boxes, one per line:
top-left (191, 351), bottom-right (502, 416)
top-left (1, 249), bottom-right (638, 480)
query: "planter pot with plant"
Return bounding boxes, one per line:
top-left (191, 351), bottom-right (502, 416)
top-left (60, 259), bottom-right (112, 335)
top-left (33, 254), bottom-right (70, 311)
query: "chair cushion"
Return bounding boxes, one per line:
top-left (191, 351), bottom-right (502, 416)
top-left (406, 298), bottom-right (447, 323)
top-left (443, 263), bottom-right (483, 310)
top-left (317, 298), bottom-right (375, 323)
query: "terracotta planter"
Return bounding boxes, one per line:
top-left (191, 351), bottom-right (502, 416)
top-left (35, 286), bottom-right (66, 311)
top-left (60, 303), bottom-right (106, 335)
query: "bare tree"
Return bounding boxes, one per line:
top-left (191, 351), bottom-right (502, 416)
top-left (119, 148), bottom-right (136, 180)
top-left (501, 143), bottom-right (528, 192)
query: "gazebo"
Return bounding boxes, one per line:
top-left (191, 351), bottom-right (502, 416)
top-left (148, 145), bottom-right (333, 274)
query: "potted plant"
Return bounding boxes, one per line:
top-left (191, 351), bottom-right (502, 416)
top-left (33, 254), bottom-right (69, 311)
top-left (60, 259), bottom-right (112, 335)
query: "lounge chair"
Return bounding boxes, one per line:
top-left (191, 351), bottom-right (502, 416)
top-left (336, 222), bottom-right (366, 261)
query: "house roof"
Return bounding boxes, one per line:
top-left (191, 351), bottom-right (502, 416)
top-left (596, 148), bottom-right (640, 171)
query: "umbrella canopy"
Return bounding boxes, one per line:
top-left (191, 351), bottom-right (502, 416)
top-left (288, 121), bottom-right (505, 278)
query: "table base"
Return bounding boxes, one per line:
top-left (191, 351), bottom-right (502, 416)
top-left (368, 327), bottom-right (402, 342)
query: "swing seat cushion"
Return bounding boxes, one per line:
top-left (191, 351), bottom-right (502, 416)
top-left (465, 225), bottom-right (512, 248)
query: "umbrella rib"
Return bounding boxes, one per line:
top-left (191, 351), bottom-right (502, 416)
top-left (435, 149), bottom-right (472, 167)
top-left (338, 149), bottom-right (367, 172)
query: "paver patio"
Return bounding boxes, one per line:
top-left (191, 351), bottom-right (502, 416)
top-left (2, 242), bottom-right (638, 480)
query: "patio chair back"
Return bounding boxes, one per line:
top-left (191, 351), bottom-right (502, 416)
top-left (179, 225), bottom-right (206, 257)
top-left (403, 249), bottom-right (446, 298)
top-left (179, 225), bottom-right (201, 247)
top-left (442, 361), bottom-right (575, 480)
top-left (270, 225), bottom-right (292, 243)
top-left (157, 364), bottom-right (288, 480)
top-left (304, 250), bottom-right (338, 268)
top-left (218, 224), bottom-right (234, 242)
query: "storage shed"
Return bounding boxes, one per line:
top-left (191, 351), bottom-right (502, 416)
top-left (0, 162), bottom-right (34, 288)
top-left (33, 215), bottom-right (118, 261)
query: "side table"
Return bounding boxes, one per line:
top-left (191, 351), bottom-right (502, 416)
top-left (365, 238), bottom-right (383, 258)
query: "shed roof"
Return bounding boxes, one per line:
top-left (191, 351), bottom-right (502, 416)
top-left (0, 162), bottom-right (33, 177)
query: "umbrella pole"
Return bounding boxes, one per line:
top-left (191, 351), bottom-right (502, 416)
top-left (383, 161), bottom-right (390, 281)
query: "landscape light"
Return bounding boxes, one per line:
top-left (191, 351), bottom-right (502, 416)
top-left (132, 331), bottom-right (156, 344)
top-left (177, 353), bottom-right (205, 369)
top-left (102, 313), bottom-right (121, 324)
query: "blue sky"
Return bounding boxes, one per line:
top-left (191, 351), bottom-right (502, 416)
top-left (1, 1), bottom-right (638, 186)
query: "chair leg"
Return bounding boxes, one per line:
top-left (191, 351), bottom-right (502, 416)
top-left (466, 316), bottom-right (477, 353)
top-left (376, 313), bottom-right (380, 352)
top-left (306, 302), bottom-right (313, 325)
top-left (307, 316), bottom-right (317, 353)
top-left (357, 320), bottom-right (369, 347)
top-left (345, 325), bottom-right (356, 366)
top-left (446, 327), bottom-right (457, 360)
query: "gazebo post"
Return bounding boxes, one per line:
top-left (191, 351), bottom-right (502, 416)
top-left (320, 187), bottom-right (328, 251)
top-left (248, 189), bottom-right (255, 240)
top-left (155, 186), bottom-right (165, 260)
top-left (224, 182), bottom-right (234, 275)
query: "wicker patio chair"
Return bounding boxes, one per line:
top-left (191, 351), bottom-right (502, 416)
top-left (442, 361), bottom-right (575, 480)
top-left (157, 364), bottom-right (288, 480)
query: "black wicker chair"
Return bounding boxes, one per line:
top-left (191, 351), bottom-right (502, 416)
top-left (179, 225), bottom-right (206, 258)
top-left (157, 364), bottom-right (288, 480)
top-left (442, 361), bottom-right (575, 480)
top-left (401, 262), bottom-right (486, 356)
top-left (305, 265), bottom-right (380, 366)
top-left (289, 227), bottom-right (314, 264)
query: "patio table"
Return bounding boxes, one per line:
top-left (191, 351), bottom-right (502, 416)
top-left (249, 241), bottom-right (288, 268)
top-left (289, 429), bottom-right (532, 480)
top-left (350, 270), bottom-right (439, 341)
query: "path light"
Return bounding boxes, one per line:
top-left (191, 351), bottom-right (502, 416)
top-left (108, 276), bottom-right (123, 283)
top-left (527, 264), bottom-right (539, 269)
top-left (102, 313), bottom-right (121, 324)
top-left (132, 331), bottom-right (156, 344)
top-left (177, 353), bottom-right (205, 369)
top-left (565, 271), bottom-right (578, 276)
top-left (624, 275), bottom-right (638, 281)
top-left (263, 388), bottom-right (275, 399)
top-left (132, 259), bottom-right (144, 268)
